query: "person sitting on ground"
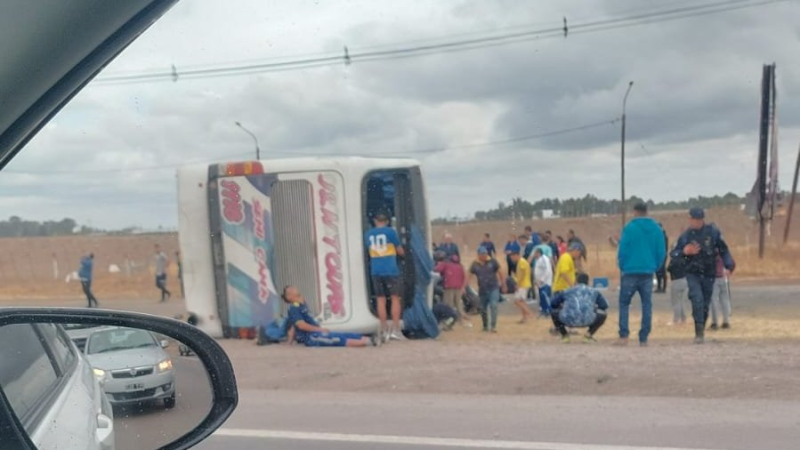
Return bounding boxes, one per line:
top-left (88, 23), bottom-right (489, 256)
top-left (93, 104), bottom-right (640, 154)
top-left (283, 286), bottom-right (376, 347)
top-left (550, 273), bottom-right (609, 344)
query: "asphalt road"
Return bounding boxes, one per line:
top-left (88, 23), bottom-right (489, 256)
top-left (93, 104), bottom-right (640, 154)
top-left (194, 390), bottom-right (800, 450)
top-left (112, 344), bottom-right (212, 450)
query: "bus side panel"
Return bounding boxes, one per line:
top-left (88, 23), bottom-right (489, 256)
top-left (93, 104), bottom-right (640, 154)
top-left (177, 167), bottom-right (223, 338)
top-left (208, 172), bottom-right (280, 334)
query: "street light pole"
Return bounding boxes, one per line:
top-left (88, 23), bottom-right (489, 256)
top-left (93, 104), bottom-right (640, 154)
top-left (235, 121), bottom-right (261, 160)
top-left (621, 80), bottom-right (634, 230)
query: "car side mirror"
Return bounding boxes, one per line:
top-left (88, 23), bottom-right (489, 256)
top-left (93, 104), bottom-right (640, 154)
top-left (0, 308), bottom-right (238, 450)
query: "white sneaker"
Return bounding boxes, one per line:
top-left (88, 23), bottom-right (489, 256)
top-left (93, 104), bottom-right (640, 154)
top-left (389, 331), bottom-right (406, 341)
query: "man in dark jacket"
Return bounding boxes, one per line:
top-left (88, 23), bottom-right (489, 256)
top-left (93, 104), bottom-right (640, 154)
top-left (670, 208), bottom-right (735, 344)
top-left (655, 223), bottom-right (669, 293)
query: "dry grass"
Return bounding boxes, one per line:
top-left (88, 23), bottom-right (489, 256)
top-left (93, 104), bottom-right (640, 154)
top-left (439, 311), bottom-right (800, 344)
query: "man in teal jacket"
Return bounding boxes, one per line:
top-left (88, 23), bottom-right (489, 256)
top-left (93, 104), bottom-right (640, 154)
top-left (616, 202), bottom-right (666, 346)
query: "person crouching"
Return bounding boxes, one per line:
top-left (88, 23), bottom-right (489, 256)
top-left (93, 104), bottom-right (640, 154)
top-left (550, 273), bottom-right (609, 343)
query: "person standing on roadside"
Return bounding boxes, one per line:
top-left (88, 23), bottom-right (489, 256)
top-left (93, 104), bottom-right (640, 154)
top-left (365, 213), bottom-right (406, 342)
top-left (532, 247), bottom-right (553, 317)
top-left (79, 253), bottom-right (99, 308)
top-left (655, 223), bottom-right (669, 293)
top-left (469, 247), bottom-right (505, 333)
top-left (670, 208), bottom-right (735, 344)
top-left (709, 253), bottom-right (733, 331)
top-left (439, 233), bottom-right (460, 259)
top-left (154, 244), bottom-right (171, 303)
top-left (616, 202), bottom-right (666, 347)
top-left (667, 251), bottom-right (689, 326)
top-left (504, 233), bottom-right (521, 278)
top-left (553, 244), bottom-right (580, 294)
top-left (480, 233), bottom-right (496, 258)
top-left (434, 254), bottom-right (471, 328)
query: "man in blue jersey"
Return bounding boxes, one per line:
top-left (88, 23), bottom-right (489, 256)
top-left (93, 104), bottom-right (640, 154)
top-left (365, 213), bottom-right (406, 341)
top-left (283, 286), bottom-right (375, 347)
top-left (79, 253), bottom-right (99, 308)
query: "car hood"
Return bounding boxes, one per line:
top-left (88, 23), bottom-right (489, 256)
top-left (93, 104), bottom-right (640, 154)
top-left (0, 0), bottom-right (178, 170)
top-left (86, 346), bottom-right (169, 370)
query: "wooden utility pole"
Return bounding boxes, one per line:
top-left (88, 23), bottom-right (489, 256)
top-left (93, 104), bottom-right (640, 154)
top-left (784, 142), bottom-right (800, 245)
top-left (756, 64), bottom-right (773, 259)
top-left (620, 81), bottom-right (634, 230)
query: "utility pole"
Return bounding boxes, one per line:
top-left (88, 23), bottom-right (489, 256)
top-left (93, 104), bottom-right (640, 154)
top-left (235, 122), bottom-right (261, 160)
top-left (756, 65), bottom-right (773, 258)
top-left (784, 142), bottom-right (800, 245)
top-left (620, 80), bottom-right (634, 230)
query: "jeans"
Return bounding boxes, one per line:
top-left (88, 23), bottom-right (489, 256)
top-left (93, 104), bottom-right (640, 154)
top-left (81, 280), bottom-right (98, 308)
top-left (538, 285), bottom-right (552, 314)
top-left (670, 277), bottom-right (688, 323)
top-left (618, 273), bottom-right (654, 343)
top-left (552, 308), bottom-right (607, 337)
top-left (710, 277), bottom-right (731, 325)
top-left (686, 274), bottom-right (715, 337)
top-left (479, 288), bottom-right (500, 331)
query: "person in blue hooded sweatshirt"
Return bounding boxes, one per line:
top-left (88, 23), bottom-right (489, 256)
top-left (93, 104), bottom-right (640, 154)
top-left (79, 253), bottom-right (99, 308)
top-left (616, 202), bottom-right (666, 347)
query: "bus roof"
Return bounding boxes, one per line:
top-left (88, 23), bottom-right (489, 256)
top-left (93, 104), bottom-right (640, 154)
top-left (178, 156), bottom-right (420, 174)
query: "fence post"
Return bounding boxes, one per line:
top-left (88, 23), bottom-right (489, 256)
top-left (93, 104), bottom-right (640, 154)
top-left (52, 253), bottom-right (59, 280)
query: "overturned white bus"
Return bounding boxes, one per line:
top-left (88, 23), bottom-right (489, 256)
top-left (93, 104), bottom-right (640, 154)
top-left (176, 157), bottom-right (432, 338)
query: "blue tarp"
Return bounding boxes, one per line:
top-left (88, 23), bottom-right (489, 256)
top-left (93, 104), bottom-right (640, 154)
top-left (402, 224), bottom-right (440, 339)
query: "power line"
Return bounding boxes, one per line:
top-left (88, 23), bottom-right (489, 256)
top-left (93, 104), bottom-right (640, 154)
top-left (92, 0), bottom-right (784, 85)
top-left (5, 118), bottom-right (618, 174)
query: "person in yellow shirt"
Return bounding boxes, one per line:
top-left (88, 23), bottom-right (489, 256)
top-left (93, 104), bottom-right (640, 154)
top-left (509, 251), bottom-right (535, 324)
top-left (553, 244), bottom-right (582, 293)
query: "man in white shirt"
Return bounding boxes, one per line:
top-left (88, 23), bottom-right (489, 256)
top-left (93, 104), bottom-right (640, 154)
top-left (533, 247), bottom-right (554, 317)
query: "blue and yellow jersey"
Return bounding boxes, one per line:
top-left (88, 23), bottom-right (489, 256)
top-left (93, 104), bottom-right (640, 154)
top-left (364, 226), bottom-right (402, 276)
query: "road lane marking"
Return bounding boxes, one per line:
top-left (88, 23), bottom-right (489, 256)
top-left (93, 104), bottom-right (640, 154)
top-left (213, 429), bottom-right (716, 450)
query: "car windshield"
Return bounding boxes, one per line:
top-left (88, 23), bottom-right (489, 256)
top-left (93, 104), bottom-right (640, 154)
top-left (4, 1), bottom-right (800, 450)
top-left (86, 329), bottom-right (156, 354)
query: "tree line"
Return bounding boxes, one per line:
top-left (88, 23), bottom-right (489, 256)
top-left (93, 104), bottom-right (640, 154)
top-left (433, 193), bottom-right (743, 224)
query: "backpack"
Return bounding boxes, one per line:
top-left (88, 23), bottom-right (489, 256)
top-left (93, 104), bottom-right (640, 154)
top-left (257, 317), bottom-right (288, 345)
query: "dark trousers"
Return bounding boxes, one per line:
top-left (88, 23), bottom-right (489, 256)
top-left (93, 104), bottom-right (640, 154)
top-left (506, 256), bottom-right (516, 278)
top-left (551, 308), bottom-right (607, 337)
top-left (655, 267), bottom-right (667, 292)
top-left (81, 280), bottom-right (98, 308)
top-left (686, 274), bottom-right (715, 337)
top-left (156, 274), bottom-right (171, 301)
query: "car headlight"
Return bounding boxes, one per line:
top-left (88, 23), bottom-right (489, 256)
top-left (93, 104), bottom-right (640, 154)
top-left (93, 368), bottom-right (106, 378)
top-left (157, 359), bottom-right (173, 372)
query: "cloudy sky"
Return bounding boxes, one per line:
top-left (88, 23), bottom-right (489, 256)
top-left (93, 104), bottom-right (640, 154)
top-left (2, 0), bottom-right (800, 229)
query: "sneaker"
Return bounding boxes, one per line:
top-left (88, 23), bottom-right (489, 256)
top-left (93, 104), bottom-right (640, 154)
top-left (583, 334), bottom-right (597, 344)
top-left (613, 338), bottom-right (629, 347)
top-left (561, 336), bottom-right (571, 344)
top-left (382, 328), bottom-right (391, 344)
top-left (721, 323), bottom-right (731, 330)
top-left (370, 333), bottom-right (382, 347)
top-left (694, 336), bottom-right (705, 345)
top-left (389, 332), bottom-right (406, 341)
top-left (709, 324), bottom-right (719, 331)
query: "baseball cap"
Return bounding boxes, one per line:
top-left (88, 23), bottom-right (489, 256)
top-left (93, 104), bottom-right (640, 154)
top-left (689, 207), bottom-right (705, 219)
top-left (633, 202), bottom-right (648, 213)
top-left (477, 246), bottom-right (488, 255)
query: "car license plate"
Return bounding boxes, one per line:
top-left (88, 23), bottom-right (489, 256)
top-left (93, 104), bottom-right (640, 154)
top-left (125, 383), bottom-right (144, 391)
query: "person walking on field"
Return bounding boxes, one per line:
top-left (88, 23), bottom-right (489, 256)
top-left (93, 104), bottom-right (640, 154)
top-left (532, 247), bottom-right (553, 317)
top-left (469, 247), bottom-right (505, 333)
top-left (509, 250), bottom-right (535, 324)
top-left (480, 233), bottom-right (496, 258)
top-left (709, 253), bottom-right (733, 331)
top-left (79, 253), bottom-right (99, 308)
top-left (365, 213), bottom-right (406, 342)
top-left (616, 202), bottom-right (666, 347)
top-left (154, 244), bottom-right (171, 303)
top-left (504, 233), bottom-right (521, 278)
top-left (434, 254), bottom-right (471, 327)
top-left (670, 208), bottom-right (735, 344)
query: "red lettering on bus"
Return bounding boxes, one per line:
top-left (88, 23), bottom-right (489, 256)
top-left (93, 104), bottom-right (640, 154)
top-left (318, 174), bottom-right (345, 316)
top-left (252, 199), bottom-right (265, 241)
top-left (220, 180), bottom-right (244, 224)
top-left (255, 247), bottom-right (270, 303)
